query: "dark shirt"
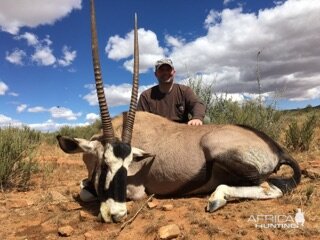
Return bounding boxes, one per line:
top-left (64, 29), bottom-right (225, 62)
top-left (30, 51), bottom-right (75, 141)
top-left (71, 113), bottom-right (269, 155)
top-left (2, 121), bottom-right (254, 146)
top-left (137, 83), bottom-right (206, 123)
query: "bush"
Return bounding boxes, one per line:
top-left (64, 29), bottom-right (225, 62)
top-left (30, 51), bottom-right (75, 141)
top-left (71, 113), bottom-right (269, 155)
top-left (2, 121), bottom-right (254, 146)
top-left (37, 119), bottom-right (102, 146)
top-left (57, 119), bottom-right (101, 140)
top-left (285, 114), bottom-right (317, 151)
top-left (207, 98), bottom-right (282, 140)
top-left (187, 75), bottom-right (214, 111)
top-left (41, 132), bottom-right (58, 145)
top-left (0, 127), bottom-right (40, 190)
top-left (285, 121), bottom-right (300, 150)
top-left (187, 75), bottom-right (282, 140)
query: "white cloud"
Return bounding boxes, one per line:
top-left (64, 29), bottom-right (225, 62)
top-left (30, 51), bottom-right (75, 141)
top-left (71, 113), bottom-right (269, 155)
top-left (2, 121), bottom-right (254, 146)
top-left (104, 0), bottom-right (320, 102)
top-left (10, 33), bottom-right (77, 67)
top-left (274, 1), bottom-right (286, 6)
top-left (28, 119), bottom-right (89, 132)
top-left (9, 92), bottom-right (19, 97)
top-left (17, 104), bottom-right (28, 113)
top-left (28, 106), bottom-right (47, 113)
top-left (0, 0), bottom-right (82, 34)
top-left (86, 113), bottom-right (100, 123)
top-left (14, 32), bottom-right (39, 46)
top-left (0, 114), bottom-right (82, 132)
top-left (31, 46), bottom-right (56, 66)
top-left (83, 84), bottom-right (154, 107)
top-left (58, 46), bottom-right (77, 66)
top-left (0, 114), bottom-right (22, 127)
top-left (28, 119), bottom-right (60, 132)
top-left (5, 49), bottom-right (26, 65)
top-left (0, 81), bottom-right (9, 95)
top-left (3, 1), bottom-right (79, 68)
top-left (49, 106), bottom-right (82, 121)
top-left (106, 28), bottom-right (165, 73)
top-left (175, 1), bottom-right (320, 102)
top-left (165, 35), bottom-right (185, 49)
top-left (26, 105), bottom-right (81, 121)
top-left (0, 81), bottom-right (18, 96)
top-left (0, 114), bottom-right (11, 123)
top-left (204, 10), bottom-right (221, 29)
top-left (83, 84), bottom-right (131, 107)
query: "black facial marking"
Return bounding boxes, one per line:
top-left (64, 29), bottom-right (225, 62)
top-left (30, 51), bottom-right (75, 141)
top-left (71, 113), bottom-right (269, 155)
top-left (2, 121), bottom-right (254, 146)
top-left (112, 142), bottom-right (131, 159)
top-left (107, 167), bottom-right (127, 203)
top-left (97, 163), bottom-right (108, 202)
top-left (94, 141), bottom-right (131, 203)
top-left (95, 163), bottom-right (127, 203)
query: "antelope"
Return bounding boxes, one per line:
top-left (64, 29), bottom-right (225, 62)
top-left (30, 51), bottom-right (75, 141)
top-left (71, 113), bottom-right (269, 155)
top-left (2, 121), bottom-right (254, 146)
top-left (57, 0), bottom-right (301, 223)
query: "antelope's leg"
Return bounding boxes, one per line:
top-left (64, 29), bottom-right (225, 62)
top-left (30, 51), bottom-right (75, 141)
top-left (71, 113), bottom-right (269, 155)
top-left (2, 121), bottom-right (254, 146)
top-left (207, 182), bottom-right (283, 212)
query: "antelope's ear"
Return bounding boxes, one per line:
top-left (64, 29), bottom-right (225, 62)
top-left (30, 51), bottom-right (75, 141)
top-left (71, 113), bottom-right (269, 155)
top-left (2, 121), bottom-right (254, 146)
top-left (57, 135), bottom-right (97, 154)
top-left (132, 147), bottom-right (155, 162)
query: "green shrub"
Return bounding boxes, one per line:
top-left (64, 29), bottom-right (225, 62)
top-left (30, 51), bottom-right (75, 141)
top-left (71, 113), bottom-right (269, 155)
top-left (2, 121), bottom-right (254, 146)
top-left (285, 114), bottom-right (317, 151)
top-left (37, 119), bottom-right (102, 146)
top-left (0, 127), bottom-right (40, 190)
top-left (187, 75), bottom-right (214, 111)
top-left (208, 99), bottom-right (282, 140)
top-left (41, 132), bottom-right (58, 145)
top-left (285, 120), bottom-right (300, 150)
top-left (301, 114), bottom-right (317, 150)
top-left (57, 119), bottom-right (101, 140)
top-left (187, 75), bottom-right (282, 140)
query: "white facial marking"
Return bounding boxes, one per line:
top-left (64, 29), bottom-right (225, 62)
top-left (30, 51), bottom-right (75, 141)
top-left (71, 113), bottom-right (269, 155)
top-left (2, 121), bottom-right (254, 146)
top-left (103, 144), bottom-right (133, 190)
top-left (95, 143), bottom-right (133, 222)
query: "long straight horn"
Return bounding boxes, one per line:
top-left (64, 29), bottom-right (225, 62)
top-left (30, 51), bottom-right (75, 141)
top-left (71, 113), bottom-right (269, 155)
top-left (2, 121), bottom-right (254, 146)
top-left (90, 0), bottom-right (114, 142)
top-left (122, 13), bottom-right (139, 144)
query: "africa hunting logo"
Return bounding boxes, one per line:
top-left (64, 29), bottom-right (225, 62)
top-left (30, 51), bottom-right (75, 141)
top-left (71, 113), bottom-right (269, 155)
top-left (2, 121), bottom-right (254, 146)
top-left (248, 208), bottom-right (305, 229)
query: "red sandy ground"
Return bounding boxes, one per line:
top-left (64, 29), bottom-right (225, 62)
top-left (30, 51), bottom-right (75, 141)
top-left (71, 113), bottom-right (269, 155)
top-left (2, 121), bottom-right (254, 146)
top-left (0, 140), bottom-right (319, 240)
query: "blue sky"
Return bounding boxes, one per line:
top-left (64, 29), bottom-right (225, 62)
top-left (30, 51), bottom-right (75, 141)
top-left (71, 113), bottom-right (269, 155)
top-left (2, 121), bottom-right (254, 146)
top-left (1, 0), bottom-right (319, 131)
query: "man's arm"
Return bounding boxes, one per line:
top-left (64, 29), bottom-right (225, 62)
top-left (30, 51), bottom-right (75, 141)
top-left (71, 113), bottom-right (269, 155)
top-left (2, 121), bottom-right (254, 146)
top-left (184, 87), bottom-right (206, 125)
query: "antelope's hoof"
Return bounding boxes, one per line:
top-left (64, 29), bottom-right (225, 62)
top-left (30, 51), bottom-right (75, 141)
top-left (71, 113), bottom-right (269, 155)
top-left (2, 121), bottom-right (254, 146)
top-left (206, 199), bottom-right (227, 213)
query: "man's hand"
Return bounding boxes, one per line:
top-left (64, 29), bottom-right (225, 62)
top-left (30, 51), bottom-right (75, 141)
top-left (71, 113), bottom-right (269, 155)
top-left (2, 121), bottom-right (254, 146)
top-left (188, 119), bottom-right (203, 126)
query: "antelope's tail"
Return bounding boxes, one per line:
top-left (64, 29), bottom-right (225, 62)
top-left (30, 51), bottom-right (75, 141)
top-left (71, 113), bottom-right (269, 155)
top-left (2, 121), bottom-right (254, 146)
top-left (269, 152), bottom-right (301, 193)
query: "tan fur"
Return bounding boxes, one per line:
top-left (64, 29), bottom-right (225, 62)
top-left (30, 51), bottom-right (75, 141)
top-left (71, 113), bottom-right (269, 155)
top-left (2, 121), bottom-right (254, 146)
top-left (86, 111), bottom-right (281, 196)
top-left (57, 110), bottom-right (300, 217)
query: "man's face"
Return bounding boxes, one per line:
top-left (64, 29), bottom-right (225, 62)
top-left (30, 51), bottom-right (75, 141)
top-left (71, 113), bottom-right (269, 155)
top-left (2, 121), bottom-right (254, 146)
top-left (155, 64), bottom-right (175, 84)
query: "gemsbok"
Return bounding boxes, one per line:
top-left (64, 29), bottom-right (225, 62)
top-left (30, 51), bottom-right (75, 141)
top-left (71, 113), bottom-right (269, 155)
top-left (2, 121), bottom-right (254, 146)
top-left (57, 0), bottom-right (301, 223)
